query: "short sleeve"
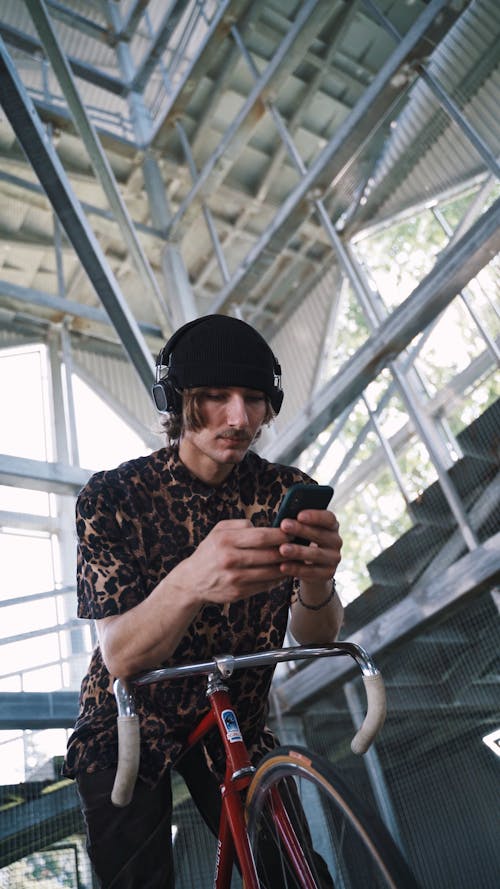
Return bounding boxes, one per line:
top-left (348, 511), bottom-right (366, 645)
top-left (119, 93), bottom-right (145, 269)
top-left (76, 478), bottom-right (147, 620)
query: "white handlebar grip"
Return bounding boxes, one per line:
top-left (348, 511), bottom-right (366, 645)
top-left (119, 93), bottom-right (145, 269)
top-left (350, 673), bottom-right (387, 755)
top-left (111, 714), bottom-right (140, 807)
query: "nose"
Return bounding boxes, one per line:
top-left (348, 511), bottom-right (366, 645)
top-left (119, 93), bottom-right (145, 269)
top-left (226, 393), bottom-right (249, 427)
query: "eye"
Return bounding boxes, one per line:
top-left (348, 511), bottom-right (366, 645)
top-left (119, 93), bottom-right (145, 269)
top-left (203, 390), bottom-right (227, 402)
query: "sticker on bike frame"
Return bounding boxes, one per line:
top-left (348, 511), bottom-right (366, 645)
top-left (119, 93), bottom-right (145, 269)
top-left (222, 709), bottom-right (243, 743)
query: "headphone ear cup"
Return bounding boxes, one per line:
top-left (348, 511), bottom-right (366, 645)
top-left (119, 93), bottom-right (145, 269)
top-left (151, 377), bottom-right (183, 414)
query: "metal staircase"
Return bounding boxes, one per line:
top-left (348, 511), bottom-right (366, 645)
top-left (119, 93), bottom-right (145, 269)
top-left (342, 398), bottom-right (500, 637)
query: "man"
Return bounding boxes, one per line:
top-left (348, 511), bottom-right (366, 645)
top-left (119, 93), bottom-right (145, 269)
top-left (63, 314), bottom-right (343, 887)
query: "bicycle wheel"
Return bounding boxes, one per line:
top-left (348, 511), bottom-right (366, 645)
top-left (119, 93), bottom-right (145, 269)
top-left (245, 745), bottom-right (419, 889)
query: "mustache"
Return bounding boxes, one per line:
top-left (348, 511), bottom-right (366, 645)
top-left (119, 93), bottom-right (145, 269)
top-left (218, 430), bottom-right (252, 442)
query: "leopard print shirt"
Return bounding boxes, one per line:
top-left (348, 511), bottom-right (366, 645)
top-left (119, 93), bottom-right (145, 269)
top-left (63, 447), bottom-right (311, 787)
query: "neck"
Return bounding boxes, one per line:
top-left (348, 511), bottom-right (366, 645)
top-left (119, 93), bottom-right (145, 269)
top-left (177, 439), bottom-right (237, 486)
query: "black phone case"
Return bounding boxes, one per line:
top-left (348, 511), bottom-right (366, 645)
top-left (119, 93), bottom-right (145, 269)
top-left (273, 483), bottom-right (333, 545)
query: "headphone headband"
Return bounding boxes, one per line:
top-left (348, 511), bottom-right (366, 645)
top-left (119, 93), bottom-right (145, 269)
top-left (156, 317), bottom-right (207, 373)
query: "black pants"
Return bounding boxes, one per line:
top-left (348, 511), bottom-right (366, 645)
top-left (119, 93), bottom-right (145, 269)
top-left (76, 745), bottom-right (222, 889)
top-left (76, 747), bottom-right (333, 888)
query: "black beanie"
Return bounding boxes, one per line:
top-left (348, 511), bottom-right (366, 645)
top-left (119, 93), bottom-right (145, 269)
top-left (163, 315), bottom-right (283, 414)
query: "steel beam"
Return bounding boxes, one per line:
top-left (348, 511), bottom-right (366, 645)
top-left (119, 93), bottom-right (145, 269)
top-left (0, 170), bottom-right (161, 236)
top-left (46, 0), bottom-right (114, 45)
top-left (142, 150), bottom-right (197, 327)
top-left (0, 279), bottom-right (162, 338)
top-left (232, 1), bottom-right (354, 207)
top-left (207, 0), bottom-right (460, 312)
top-left (2, 619), bottom-right (82, 647)
top-left (166, 0), bottom-right (336, 241)
top-left (0, 511), bottom-right (59, 533)
top-left (0, 36), bottom-right (156, 393)
top-left (263, 197), bottom-right (500, 466)
top-left (0, 21), bottom-right (126, 96)
top-left (346, 4), bottom-right (500, 236)
top-left (333, 233), bottom-right (478, 550)
top-left (324, 334), bottom-right (497, 499)
top-left (151, 0), bottom-right (256, 148)
top-left (25, 0), bottom-right (171, 332)
top-left (188, 3), bottom-right (262, 158)
top-left (0, 453), bottom-right (90, 494)
top-left (119, 0), bottom-right (151, 43)
top-left (131, 0), bottom-right (189, 93)
top-left (1, 586), bottom-right (75, 609)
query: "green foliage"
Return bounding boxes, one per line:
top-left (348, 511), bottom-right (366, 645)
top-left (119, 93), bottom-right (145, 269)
top-left (353, 209), bottom-right (448, 309)
top-left (337, 472), bottom-right (412, 602)
top-left (304, 180), bottom-right (499, 600)
top-left (19, 850), bottom-right (76, 887)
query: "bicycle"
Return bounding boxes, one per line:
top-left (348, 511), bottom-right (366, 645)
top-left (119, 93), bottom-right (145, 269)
top-left (111, 642), bottom-right (420, 888)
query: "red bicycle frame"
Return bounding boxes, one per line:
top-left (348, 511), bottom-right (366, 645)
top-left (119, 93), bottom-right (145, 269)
top-left (186, 669), bottom-right (258, 888)
top-left (111, 643), bottom-right (387, 887)
top-left (181, 669), bottom-right (317, 888)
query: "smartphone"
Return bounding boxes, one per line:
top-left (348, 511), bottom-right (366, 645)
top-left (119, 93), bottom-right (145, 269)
top-left (273, 483), bottom-right (334, 545)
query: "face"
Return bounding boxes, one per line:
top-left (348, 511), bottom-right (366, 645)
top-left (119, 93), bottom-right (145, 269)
top-left (178, 387), bottom-right (268, 484)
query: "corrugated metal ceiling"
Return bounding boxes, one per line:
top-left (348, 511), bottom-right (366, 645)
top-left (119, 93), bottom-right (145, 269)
top-left (0, 0), bottom-right (498, 441)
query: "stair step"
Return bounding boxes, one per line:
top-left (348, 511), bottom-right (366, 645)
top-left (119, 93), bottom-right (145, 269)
top-left (0, 781), bottom-right (81, 869)
top-left (341, 582), bottom-right (410, 636)
top-left (408, 454), bottom-right (497, 528)
top-left (366, 522), bottom-right (453, 586)
top-left (456, 397), bottom-right (500, 463)
top-left (342, 401), bottom-right (500, 631)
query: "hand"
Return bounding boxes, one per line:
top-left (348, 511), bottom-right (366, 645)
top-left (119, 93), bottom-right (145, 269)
top-left (277, 509), bottom-right (342, 581)
top-left (169, 518), bottom-right (288, 605)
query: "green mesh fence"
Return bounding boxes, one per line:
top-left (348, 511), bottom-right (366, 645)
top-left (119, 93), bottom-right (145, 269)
top-left (0, 831), bottom-right (93, 888)
top-left (170, 771), bottom-right (243, 888)
top-left (297, 588), bottom-right (500, 889)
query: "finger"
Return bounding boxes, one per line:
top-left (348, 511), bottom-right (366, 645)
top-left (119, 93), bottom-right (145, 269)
top-left (217, 526), bottom-right (288, 549)
top-left (280, 519), bottom-right (341, 549)
top-left (215, 543), bottom-right (286, 571)
top-left (215, 518), bottom-right (254, 530)
top-left (294, 509), bottom-right (337, 527)
top-left (293, 512), bottom-right (341, 539)
top-left (279, 540), bottom-right (341, 572)
top-left (279, 541), bottom-right (324, 563)
top-left (237, 547), bottom-right (285, 567)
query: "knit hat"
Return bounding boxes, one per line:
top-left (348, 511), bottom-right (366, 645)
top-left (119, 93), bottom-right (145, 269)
top-left (156, 314), bottom-right (283, 414)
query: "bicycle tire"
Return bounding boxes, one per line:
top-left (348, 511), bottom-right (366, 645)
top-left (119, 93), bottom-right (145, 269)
top-left (245, 745), bottom-right (420, 889)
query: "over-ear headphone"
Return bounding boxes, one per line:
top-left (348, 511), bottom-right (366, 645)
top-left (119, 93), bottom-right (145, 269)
top-left (151, 315), bottom-right (284, 415)
top-left (152, 318), bottom-right (206, 415)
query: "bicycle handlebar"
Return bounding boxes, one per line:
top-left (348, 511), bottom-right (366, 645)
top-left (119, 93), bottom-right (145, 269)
top-left (111, 641), bottom-right (386, 807)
